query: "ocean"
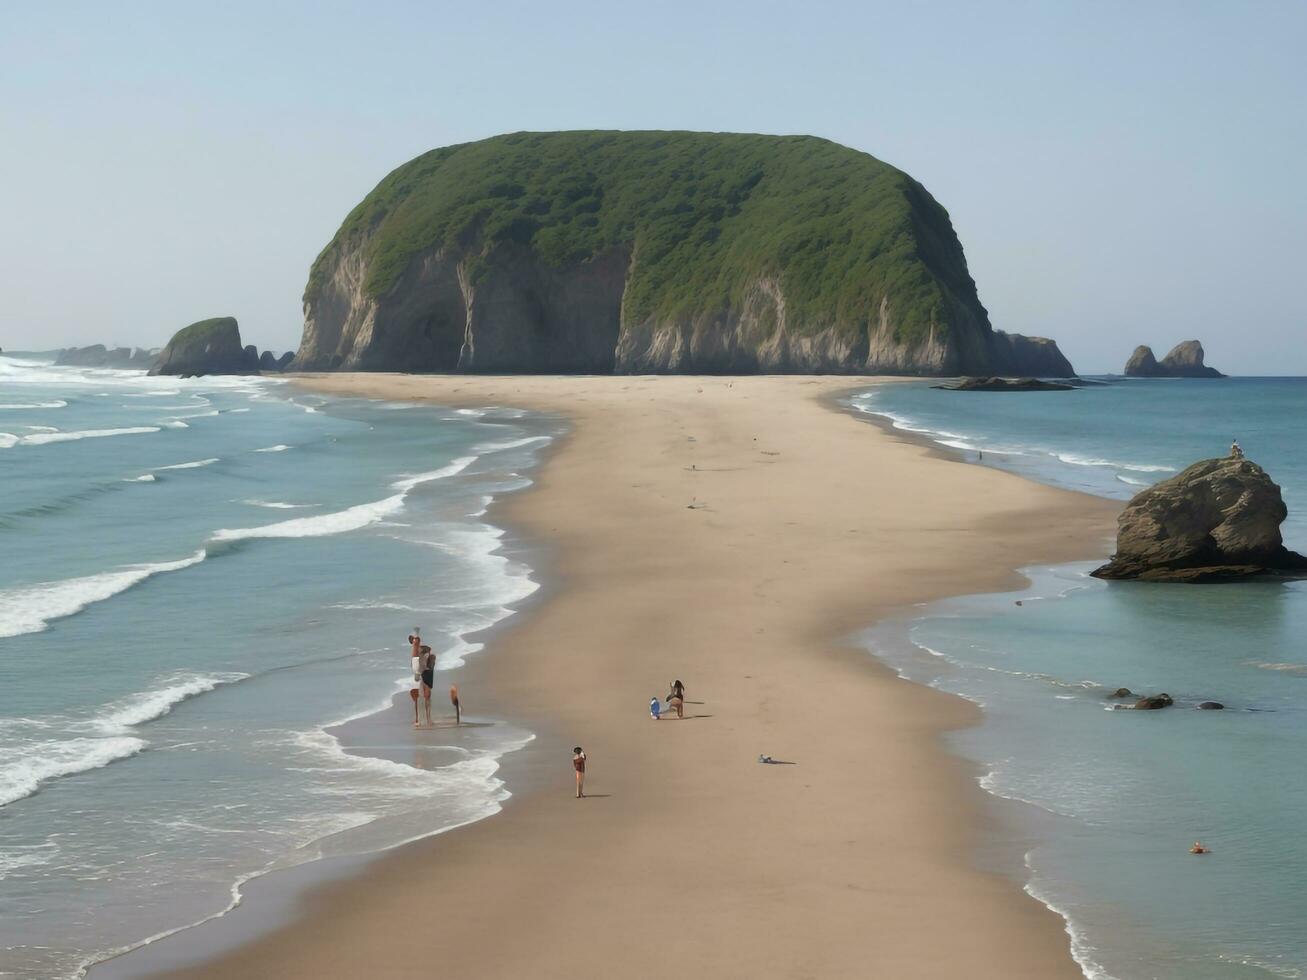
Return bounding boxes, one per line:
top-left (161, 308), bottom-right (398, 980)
top-left (0, 354), bottom-right (560, 979)
top-left (849, 378), bottom-right (1307, 980)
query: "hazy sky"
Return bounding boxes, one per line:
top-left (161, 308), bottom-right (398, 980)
top-left (2, 1), bottom-right (1303, 373)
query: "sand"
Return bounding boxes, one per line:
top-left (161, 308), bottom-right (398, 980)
top-left (122, 375), bottom-right (1117, 979)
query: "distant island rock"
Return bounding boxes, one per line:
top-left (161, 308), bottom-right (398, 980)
top-left (1124, 340), bottom-right (1225, 378)
top-left (55, 345), bottom-right (158, 369)
top-left (148, 318), bottom-right (294, 377)
top-left (932, 376), bottom-right (1075, 391)
top-left (1093, 456), bottom-right (1307, 582)
top-left (294, 130), bottom-right (1074, 376)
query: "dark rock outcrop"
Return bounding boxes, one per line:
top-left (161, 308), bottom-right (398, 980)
top-left (1134, 694), bottom-right (1174, 710)
top-left (55, 345), bottom-right (158, 369)
top-left (1197, 701), bottom-right (1225, 710)
top-left (933, 376), bottom-right (1075, 392)
top-left (294, 131), bottom-right (1075, 376)
top-left (1110, 688), bottom-right (1134, 699)
top-left (150, 318), bottom-right (258, 377)
top-left (1124, 341), bottom-right (1225, 378)
top-left (275, 351), bottom-right (294, 370)
top-left (1093, 456), bottom-right (1307, 582)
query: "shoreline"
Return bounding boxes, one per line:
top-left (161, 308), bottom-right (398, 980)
top-left (94, 374), bottom-right (1118, 980)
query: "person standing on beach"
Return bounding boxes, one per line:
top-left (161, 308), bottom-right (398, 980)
top-left (449, 684), bottom-right (461, 726)
top-left (573, 747), bottom-right (586, 798)
top-left (408, 630), bottom-right (422, 681)
top-left (419, 645), bottom-right (436, 726)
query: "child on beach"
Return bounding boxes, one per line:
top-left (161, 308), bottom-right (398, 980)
top-left (650, 697), bottom-right (661, 720)
top-left (573, 747), bottom-right (586, 798)
top-left (450, 684), bottom-right (461, 726)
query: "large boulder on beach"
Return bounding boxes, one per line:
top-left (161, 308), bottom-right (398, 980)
top-left (150, 317), bottom-right (259, 377)
top-left (1093, 456), bottom-right (1307, 582)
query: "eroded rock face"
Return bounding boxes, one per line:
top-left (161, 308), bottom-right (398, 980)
top-left (1124, 341), bottom-right (1224, 378)
top-left (150, 318), bottom-right (258, 377)
top-left (296, 243), bottom-right (1074, 376)
top-left (1092, 456), bottom-right (1307, 582)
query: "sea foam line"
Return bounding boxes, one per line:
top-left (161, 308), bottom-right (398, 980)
top-left (155, 458), bottom-right (220, 471)
top-left (212, 455), bottom-right (479, 542)
top-left (0, 736), bottom-right (147, 809)
top-left (1, 426), bottom-right (161, 447)
top-left (93, 672), bottom-right (250, 733)
top-left (0, 550), bottom-right (207, 639)
top-left (0, 400), bottom-right (67, 409)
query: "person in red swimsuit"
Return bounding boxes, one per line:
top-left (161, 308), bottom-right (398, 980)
top-left (572, 747), bottom-right (586, 798)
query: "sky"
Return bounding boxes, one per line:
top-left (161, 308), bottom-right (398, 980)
top-left (1, 0), bottom-right (1303, 374)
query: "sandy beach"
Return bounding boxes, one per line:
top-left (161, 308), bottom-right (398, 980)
top-left (117, 374), bottom-right (1117, 979)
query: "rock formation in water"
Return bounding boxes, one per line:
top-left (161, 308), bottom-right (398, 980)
top-left (294, 131), bottom-right (1075, 376)
top-left (55, 345), bottom-right (159, 369)
top-left (1093, 456), bottom-right (1307, 582)
top-left (1124, 341), bottom-right (1225, 378)
top-left (932, 376), bottom-right (1074, 391)
top-left (150, 317), bottom-right (259, 377)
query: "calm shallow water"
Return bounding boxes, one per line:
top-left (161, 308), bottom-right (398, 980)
top-left (852, 378), bottom-right (1307, 980)
top-left (0, 355), bottom-right (560, 979)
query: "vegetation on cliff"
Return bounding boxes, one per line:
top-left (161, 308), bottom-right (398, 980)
top-left (308, 131), bottom-right (989, 348)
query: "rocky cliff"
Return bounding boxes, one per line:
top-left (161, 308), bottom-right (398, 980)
top-left (1124, 340), bottom-right (1225, 378)
top-left (1093, 456), bottom-right (1307, 582)
top-left (295, 131), bottom-right (1074, 376)
top-left (150, 318), bottom-right (258, 377)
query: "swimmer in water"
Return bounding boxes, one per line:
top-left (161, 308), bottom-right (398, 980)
top-left (1190, 841), bottom-right (1210, 854)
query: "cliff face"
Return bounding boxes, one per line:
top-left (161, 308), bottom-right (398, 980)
top-left (1124, 340), bottom-right (1224, 378)
top-left (296, 131), bottom-right (1075, 376)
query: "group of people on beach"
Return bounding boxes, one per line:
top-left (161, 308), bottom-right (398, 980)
top-left (407, 629), bottom-right (459, 727)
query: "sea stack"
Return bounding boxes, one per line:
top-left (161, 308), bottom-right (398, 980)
top-left (1124, 341), bottom-right (1225, 378)
top-left (294, 131), bottom-right (1075, 376)
top-left (1093, 456), bottom-right (1307, 582)
top-left (150, 317), bottom-right (259, 377)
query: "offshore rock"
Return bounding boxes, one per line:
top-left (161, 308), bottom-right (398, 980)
top-left (294, 131), bottom-right (1075, 376)
top-left (1092, 456), bottom-right (1307, 582)
top-left (1124, 340), bottom-right (1225, 378)
top-left (55, 345), bottom-right (158, 369)
top-left (150, 317), bottom-right (259, 377)
top-left (933, 376), bottom-right (1074, 391)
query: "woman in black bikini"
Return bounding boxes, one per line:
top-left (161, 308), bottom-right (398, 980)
top-left (419, 645), bottom-right (436, 726)
top-left (667, 679), bottom-right (686, 719)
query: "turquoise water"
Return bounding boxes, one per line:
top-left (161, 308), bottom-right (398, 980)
top-left (851, 379), bottom-right (1307, 980)
top-left (0, 355), bottom-right (559, 979)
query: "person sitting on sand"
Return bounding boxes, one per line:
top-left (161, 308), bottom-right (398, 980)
top-left (650, 696), bottom-right (662, 720)
top-left (449, 684), bottom-right (461, 726)
top-left (1190, 841), bottom-right (1210, 854)
top-left (573, 746), bottom-right (587, 798)
top-left (419, 646), bottom-right (436, 726)
top-left (666, 679), bottom-right (685, 719)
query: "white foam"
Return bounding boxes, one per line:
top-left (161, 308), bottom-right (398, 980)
top-left (0, 432), bottom-right (17, 448)
top-left (1053, 452), bottom-right (1174, 473)
top-left (160, 419), bottom-right (189, 429)
top-left (156, 457), bottom-right (220, 471)
top-left (127, 474), bottom-right (157, 482)
top-left (0, 736), bottom-right (146, 808)
top-left (0, 400), bottom-right (67, 409)
top-left (390, 455), bottom-right (478, 492)
top-left (475, 435), bottom-right (551, 453)
top-left (241, 499), bottom-right (318, 509)
top-left (5, 425), bottom-right (160, 447)
top-left (1249, 662), bottom-right (1307, 675)
top-left (93, 672), bottom-right (249, 732)
top-left (211, 495), bottom-right (406, 542)
top-left (0, 550), bottom-right (207, 638)
top-left (253, 444), bottom-right (291, 453)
